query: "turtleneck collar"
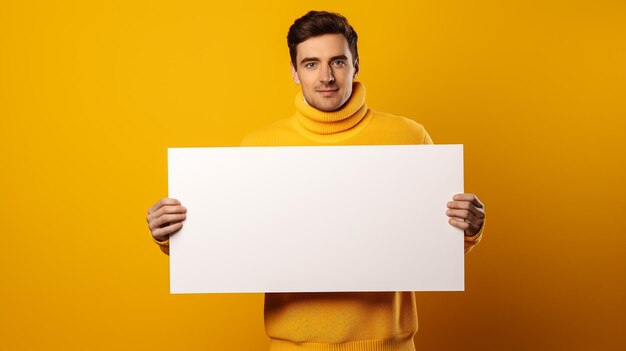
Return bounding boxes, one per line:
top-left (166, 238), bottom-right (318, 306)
top-left (294, 81), bottom-right (368, 135)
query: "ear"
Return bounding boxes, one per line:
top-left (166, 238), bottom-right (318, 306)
top-left (290, 62), bottom-right (301, 85)
top-left (353, 57), bottom-right (360, 78)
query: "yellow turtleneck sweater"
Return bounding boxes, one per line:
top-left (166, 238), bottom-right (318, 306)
top-left (237, 81), bottom-right (483, 351)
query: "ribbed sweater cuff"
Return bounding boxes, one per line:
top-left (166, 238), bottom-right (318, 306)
top-left (152, 236), bottom-right (170, 255)
top-left (268, 335), bottom-right (415, 351)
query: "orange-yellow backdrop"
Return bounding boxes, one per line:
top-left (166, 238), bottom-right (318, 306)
top-left (1, 1), bottom-right (625, 350)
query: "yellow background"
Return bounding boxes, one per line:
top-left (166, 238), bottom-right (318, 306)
top-left (1, 0), bottom-right (625, 350)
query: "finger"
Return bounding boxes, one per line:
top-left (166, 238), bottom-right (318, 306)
top-left (150, 213), bottom-right (186, 230)
top-left (446, 209), bottom-right (479, 223)
top-left (448, 218), bottom-right (470, 231)
top-left (148, 198), bottom-right (181, 215)
top-left (448, 218), bottom-right (481, 235)
top-left (449, 210), bottom-right (483, 235)
top-left (153, 222), bottom-right (183, 241)
top-left (447, 200), bottom-right (485, 220)
top-left (452, 193), bottom-right (483, 209)
top-left (447, 209), bottom-right (483, 231)
top-left (147, 205), bottom-right (186, 225)
top-left (150, 205), bottom-right (187, 221)
top-left (149, 213), bottom-right (187, 231)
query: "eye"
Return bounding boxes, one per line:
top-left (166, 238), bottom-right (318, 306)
top-left (332, 60), bottom-right (346, 67)
top-left (304, 62), bottom-right (317, 69)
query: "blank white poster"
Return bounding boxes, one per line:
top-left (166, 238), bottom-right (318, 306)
top-left (168, 145), bottom-right (464, 293)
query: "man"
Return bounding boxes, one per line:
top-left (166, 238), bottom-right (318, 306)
top-left (147, 11), bottom-right (485, 351)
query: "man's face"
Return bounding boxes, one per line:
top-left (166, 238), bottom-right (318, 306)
top-left (291, 33), bottom-right (359, 112)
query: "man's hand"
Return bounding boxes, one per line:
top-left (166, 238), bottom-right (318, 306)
top-left (446, 193), bottom-right (485, 237)
top-left (146, 198), bottom-right (187, 241)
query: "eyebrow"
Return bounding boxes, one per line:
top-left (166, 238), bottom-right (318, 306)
top-left (299, 55), bottom-right (349, 65)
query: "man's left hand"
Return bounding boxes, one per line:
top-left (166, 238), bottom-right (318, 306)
top-left (446, 193), bottom-right (485, 237)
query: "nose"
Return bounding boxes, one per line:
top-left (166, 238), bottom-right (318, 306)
top-left (319, 64), bottom-right (335, 84)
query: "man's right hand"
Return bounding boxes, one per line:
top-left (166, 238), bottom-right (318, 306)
top-left (146, 198), bottom-right (187, 242)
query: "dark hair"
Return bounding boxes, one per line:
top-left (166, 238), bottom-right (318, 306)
top-left (287, 11), bottom-right (359, 71)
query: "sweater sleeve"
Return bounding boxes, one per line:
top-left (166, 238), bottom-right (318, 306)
top-left (464, 217), bottom-right (485, 254)
top-left (153, 236), bottom-right (170, 256)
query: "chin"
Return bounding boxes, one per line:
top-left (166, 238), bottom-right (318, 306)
top-left (319, 104), bottom-right (342, 112)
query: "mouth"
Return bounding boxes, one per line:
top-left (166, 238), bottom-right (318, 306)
top-left (317, 89), bottom-right (339, 97)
